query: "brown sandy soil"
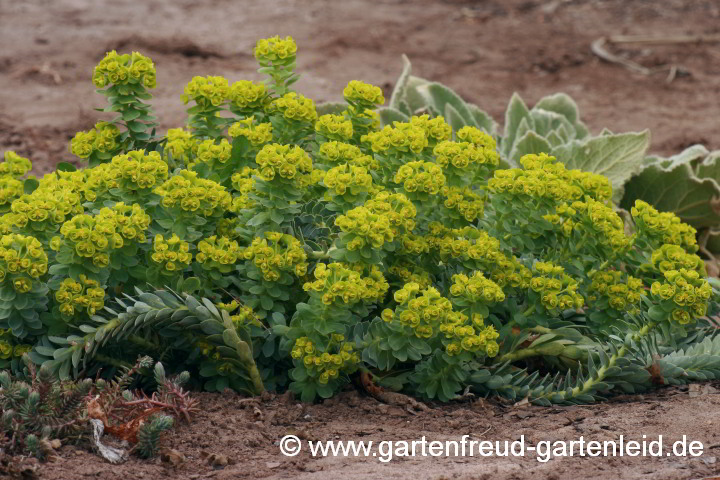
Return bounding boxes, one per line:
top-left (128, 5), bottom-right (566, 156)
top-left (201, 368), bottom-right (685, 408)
top-left (1, 0), bottom-right (720, 174)
top-left (6, 384), bottom-right (720, 480)
top-left (2, 0), bottom-right (720, 479)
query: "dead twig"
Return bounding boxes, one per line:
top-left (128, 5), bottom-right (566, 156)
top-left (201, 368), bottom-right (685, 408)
top-left (471, 425), bottom-right (493, 438)
top-left (591, 34), bottom-right (720, 75)
top-left (591, 36), bottom-right (695, 82)
top-left (591, 37), bottom-right (652, 75)
top-left (358, 371), bottom-right (431, 413)
top-left (12, 62), bottom-right (62, 84)
top-left (607, 34), bottom-right (720, 46)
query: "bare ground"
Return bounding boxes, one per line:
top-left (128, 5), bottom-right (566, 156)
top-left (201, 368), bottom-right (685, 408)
top-left (12, 384), bottom-right (720, 480)
top-left (1, 0), bottom-right (720, 173)
top-left (1, 0), bottom-right (720, 479)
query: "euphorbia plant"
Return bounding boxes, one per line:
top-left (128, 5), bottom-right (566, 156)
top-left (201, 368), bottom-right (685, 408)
top-left (0, 36), bottom-right (719, 405)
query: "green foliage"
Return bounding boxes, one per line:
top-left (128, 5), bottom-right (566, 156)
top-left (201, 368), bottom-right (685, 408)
top-left (30, 289), bottom-right (265, 395)
top-left (378, 57), bottom-right (651, 202)
top-left (621, 145), bottom-right (720, 237)
top-left (1, 355), bottom-right (195, 460)
top-left (0, 359), bottom-right (92, 459)
top-left (134, 414), bottom-right (173, 458)
top-left (2, 36), bottom-right (720, 407)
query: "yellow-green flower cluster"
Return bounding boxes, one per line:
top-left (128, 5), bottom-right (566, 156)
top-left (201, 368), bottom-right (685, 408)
top-left (650, 243), bottom-right (705, 277)
top-left (196, 235), bottom-right (241, 270)
top-left (323, 164), bottom-right (373, 196)
top-left (92, 51), bottom-right (156, 88)
top-left (255, 143), bottom-right (313, 182)
top-left (345, 106), bottom-right (381, 133)
top-left (270, 92), bottom-right (317, 123)
top-left (151, 234), bottom-right (192, 273)
top-left (409, 115), bottom-right (452, 145)
top-left (164, 128), bottom-right (198, 167)
top-left (335, 192), bottom-right (416, 250)
top-left (229, 80), bottom-right (267, 110)
top-left (442, 186), bottom-right (485, 221)
top-left (0, 151), bottom-right (32, 179)
top-left (290, 335), bottom-right (359, 385)
top-left (588, 270), bottom-right (644, 312)
top-left (366, 191), bottom-right (416, 233)
top-left (195, 139), bottom-right (232, 168)
top-left (0, 217), bottom-right (13, 236)
top-left (231, 168), bottom-right (257, 193)
top-left (361, 122), bottom-right (428, 155)
top-left (218, 301), bottom-right (263, 328)
top-left (384, 283), bottom-right (499, 357)
top-left (315, 141), bottom-right (378, 170)
top-left (650, 269), bottom-right (712, 324)
top-left (567, 198), bottom-right (629, 252)
top-left (215, 217), bottom-right (241, 240)
top-left (530, 262), bottom-right (584, 312)
top-left (489, 167), bottom-right (563, 199)
top-left (53, 170), bottom-right (98, 202)
top-left (631, 200), bottom-right (698, 253)
top-left (0, 331), bottom-right (32, 360)
top-left (7, 184), bottom-right (84, 234)
top-left (489, 154), bottom-right (612, 203)
top-left (241, 231), bottom-right (308, 281)
top-left (0, 336), bottom-right (11, 360)
top-left (230, 167), bottom-right (257, 211)
top-left (0, 234), bottom-right (48, 292)
top-left (399, 233), bottom-right (430, 255)
top-left (88, 150), bottom-right (169, 192)
top-left (491, 255), bottom-right (532, 290)
top-left (154, 170), bottom-right (232, 217)
top-left (53, 203), bottom-right (150, 268)
top-left (387, 260), bottom-right (432, 289)
top-left (445, 273), bottom-right (504, 356)
top-left (542, 208), bottom-right (574, 237)
top-left (382, 283), bottom-right (458, 339)
top-left (449, 272), bottom-right (506, 306)
top-left (456, 126), bottom-right (497, 150)
top-left (394, 161), bottom-right (445, 195)
top-left (425, 223), bottom-right (531, 289)
top-left (254, 36), bottom-right (298, 63)
top-left (0, 177), bottom-right (23, 210)
top-left (315, 114), bottom-right (353, 141)
top-left (433, 140), bottom-right (500, 172)
top-left (520, 153), bottom-right (613, 201)
top-left (228, 116), bottom-right (273, 146)
top-left (53, 275), bottom-right (105, 317)
top-left (181, 75), bottom-right (230, 106)
top-left (303, 262), bottom-right (388, 305)
top-left (69, 122), bottom-right (120, 159)
top-left (342, 80), bottom-right (385, 107)
top-left (442, 313), bottom-right (500, 358)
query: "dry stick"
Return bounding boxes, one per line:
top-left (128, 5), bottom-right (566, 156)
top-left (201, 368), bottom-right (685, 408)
top-left (607, 34), bottom-right (720, 46)
top-left (358, 371), bottom-right (431, 412)
top-left (591, 37), bottom-right (653, 75)
top-left (591, 34), bottom-right (720, 80)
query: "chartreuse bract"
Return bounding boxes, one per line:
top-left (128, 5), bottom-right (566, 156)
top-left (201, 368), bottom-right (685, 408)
top-left (0, 36), bottom-right (719, 405)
